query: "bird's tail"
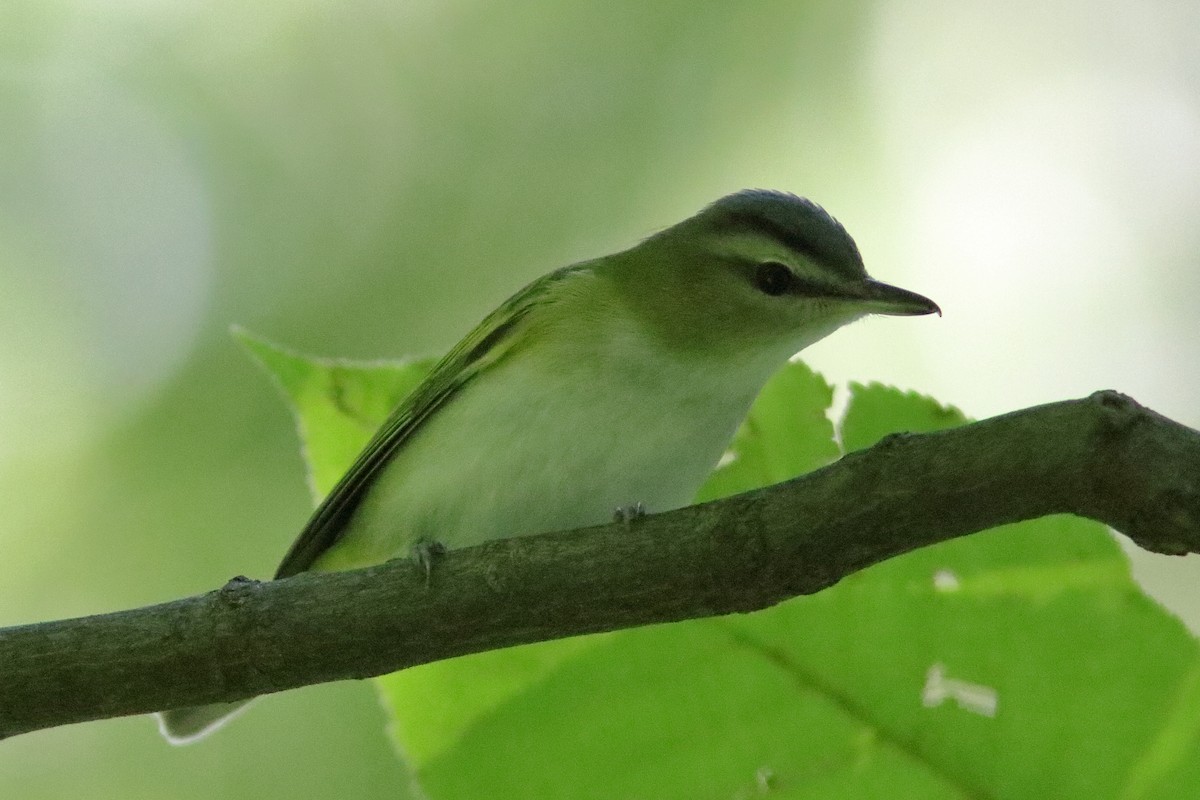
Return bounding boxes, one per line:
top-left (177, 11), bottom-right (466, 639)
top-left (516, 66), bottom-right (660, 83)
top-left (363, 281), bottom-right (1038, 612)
top-left (156, 699), bottom-right (255, 745)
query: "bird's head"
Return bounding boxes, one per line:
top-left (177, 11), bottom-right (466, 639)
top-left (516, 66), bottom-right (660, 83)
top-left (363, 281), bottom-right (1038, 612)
top-left (606, 190), bottom-right (939, 366)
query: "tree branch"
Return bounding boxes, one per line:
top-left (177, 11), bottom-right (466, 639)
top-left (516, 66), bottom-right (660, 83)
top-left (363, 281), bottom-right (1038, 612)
top-left (3, 391), bottom-right (1199, 739)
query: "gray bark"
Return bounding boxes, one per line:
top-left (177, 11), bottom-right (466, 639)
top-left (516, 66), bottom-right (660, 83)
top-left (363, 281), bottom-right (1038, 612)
top-left (1, 391), bottom-right (1197, 739)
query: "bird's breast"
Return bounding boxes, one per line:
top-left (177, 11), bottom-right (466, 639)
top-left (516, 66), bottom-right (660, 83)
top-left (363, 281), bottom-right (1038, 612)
top-left (337, 336), bottom-right (763, 565)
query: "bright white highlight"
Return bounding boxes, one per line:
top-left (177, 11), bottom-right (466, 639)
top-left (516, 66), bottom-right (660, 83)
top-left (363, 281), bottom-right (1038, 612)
top-left (932, 569), bottom-right (960, 592)
top-left (922, 663), bottom-right (999, 718)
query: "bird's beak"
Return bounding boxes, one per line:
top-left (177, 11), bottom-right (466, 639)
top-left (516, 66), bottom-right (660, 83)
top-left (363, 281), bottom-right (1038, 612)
top-left (851, 279), bottom-right (941, 317)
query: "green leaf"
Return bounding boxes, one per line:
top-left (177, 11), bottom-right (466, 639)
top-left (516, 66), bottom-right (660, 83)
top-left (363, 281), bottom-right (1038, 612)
top-left (839, 380), bottom-right (967, 453)
top-left (234, 326), bottom-right (436, 500)
top-left (695, 361), bottom-right (839, 502)
top-left (243, 334), bottom-right (1200, 800)
top-left (377, 635), bottom-right (608, 770)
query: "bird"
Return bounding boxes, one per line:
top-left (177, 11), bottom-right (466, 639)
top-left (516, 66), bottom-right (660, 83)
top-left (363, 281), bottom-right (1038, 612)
top-left (158, 189), bottom-right (939, 743)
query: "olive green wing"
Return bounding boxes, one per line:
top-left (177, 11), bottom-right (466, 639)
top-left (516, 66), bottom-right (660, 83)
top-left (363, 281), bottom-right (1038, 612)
top-left (274, 265), bottom-right (585, 579)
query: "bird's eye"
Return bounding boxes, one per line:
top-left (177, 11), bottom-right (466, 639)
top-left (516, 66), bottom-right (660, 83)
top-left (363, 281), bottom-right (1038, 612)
top-left (754, 261), bottom-right (794, 296)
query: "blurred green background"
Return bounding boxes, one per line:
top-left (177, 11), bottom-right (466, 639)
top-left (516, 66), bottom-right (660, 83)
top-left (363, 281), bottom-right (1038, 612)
top-left (1, 1), bottom-right (1198, 797)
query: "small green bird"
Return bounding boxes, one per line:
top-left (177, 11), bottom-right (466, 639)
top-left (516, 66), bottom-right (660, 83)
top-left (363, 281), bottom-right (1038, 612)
top-left (159, 190), bottom-right (938, 742)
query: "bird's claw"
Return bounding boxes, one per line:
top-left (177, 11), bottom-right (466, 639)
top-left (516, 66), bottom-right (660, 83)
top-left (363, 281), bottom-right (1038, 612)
top-left (613, 502), bottom-right (647, 527)
top-left (411, 538), bottom-right (447, 584)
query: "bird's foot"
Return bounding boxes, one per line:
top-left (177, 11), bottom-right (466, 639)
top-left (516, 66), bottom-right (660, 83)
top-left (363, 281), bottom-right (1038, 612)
top-left (613, 502), bottom-right (647, 527)
top-left (410, 538), bottom-right (447, 584)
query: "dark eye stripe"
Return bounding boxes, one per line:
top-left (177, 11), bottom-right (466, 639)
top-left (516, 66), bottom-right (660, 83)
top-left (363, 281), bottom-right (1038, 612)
top-left (785, 275), bottom-right (829, 297)
top-left (749, 261), bottom-right (832, 298)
